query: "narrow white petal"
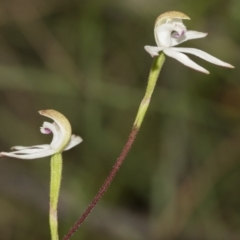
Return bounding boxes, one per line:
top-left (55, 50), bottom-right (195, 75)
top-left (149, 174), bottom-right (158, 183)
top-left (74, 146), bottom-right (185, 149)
top-left (10, 146), bottom-right (50, 154)
top-left (163, 49), bottom-right (209, 74)
top-left (0, 147), bottom-right (55, 160)
top-left (171, 31), bottom-right (208, 46)
top-left (144, 46), bottom-right (164, 57)
top-left (11, 144), bottom-right (49, 150)
top-left (64, 135), bottom-right (83, 151)
top-left (172, 47), bottom-right (234, 68)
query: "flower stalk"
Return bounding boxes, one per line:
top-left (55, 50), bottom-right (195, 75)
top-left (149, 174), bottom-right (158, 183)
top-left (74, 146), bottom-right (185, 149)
top-left (50, 153), bottom-right (63, 240)
top-left (134, 53), bottom-right (166, 128)
top-left (63, 53), bottom-right (165, 240)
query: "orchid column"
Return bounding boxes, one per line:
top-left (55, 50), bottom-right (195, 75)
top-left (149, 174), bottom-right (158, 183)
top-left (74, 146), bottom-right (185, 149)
top-left (0, 109), bottom-right (82, 240)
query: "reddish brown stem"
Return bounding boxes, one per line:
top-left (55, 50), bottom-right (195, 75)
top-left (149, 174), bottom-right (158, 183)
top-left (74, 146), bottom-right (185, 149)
top-left (62, 127), bottom-right (139, 240)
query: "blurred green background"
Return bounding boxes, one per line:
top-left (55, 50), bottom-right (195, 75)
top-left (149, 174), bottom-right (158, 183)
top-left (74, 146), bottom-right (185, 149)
top-left (0, 0), bottom-right (239, 239)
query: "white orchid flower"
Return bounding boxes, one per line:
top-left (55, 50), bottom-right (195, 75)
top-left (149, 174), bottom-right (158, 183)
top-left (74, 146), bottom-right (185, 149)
top-left (144, 11), bottom-right (234, 74)
top-left (0, 109), bottom-right (82, 159)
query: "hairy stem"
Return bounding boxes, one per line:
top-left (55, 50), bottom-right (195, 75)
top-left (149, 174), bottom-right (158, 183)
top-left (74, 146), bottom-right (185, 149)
top-left (63, 53), bottom-right (165, 240)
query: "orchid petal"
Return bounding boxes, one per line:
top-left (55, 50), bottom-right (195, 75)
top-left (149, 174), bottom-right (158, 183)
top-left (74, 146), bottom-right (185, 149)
top-left (171, 47), bottom-right (234, 68)
top-left (0, 148), bottom-right (55, 160)
top-left (11, 144), bottom-right (49, 150)
top-left (171, 31), bottom-right (207, 46)
top-left (163, 48), bottom-right (209, 74)
top-left (9, 146), bottom-right (50, 154)
top-left (64, 135), bottom-right (83, 151)
top-left (144, 46), bottom-right (164, 57)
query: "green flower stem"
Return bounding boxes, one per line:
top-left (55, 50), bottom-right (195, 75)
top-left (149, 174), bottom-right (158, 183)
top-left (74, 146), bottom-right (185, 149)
top-left (62, 53), bottom-right (165, 240)
top-left (50, 153), bottom-right (63, 240)
top-left (134, 53), bottom-right (165, 128)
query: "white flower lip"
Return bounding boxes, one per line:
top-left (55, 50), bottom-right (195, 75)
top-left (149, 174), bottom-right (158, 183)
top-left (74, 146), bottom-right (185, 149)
top-left (145, 11), bottom-right (234, 74)
top-left (0, 110), bottom-right (82, 160)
